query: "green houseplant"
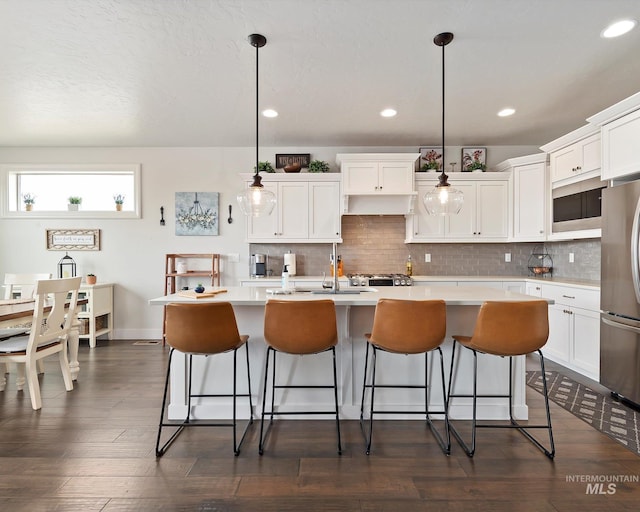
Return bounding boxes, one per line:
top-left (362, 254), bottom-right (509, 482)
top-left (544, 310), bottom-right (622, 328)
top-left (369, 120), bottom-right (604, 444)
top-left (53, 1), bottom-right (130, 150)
top-left (22, 193), bottom-right (35, 211)
top-left (254, 161), bottom-right (275, 173)
top-left (86, 273), bottom-right (97, 285)
top-left (308, 160), bottom-right (330, 173)
top-left (114, 194), bottom-right (125, 211)
top-left (68, 196), bottom-right (82, 211)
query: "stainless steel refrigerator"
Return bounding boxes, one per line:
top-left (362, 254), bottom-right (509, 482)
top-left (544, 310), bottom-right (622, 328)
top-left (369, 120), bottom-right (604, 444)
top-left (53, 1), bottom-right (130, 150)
top-left (601, 180), bottom-right (640, 407)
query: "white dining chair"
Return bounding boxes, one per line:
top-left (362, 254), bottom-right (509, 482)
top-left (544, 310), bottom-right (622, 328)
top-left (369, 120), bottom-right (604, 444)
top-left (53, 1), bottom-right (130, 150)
top-left (3, 273), bottom-right (53, 300)
top-left (2, 273), bottom-right (52, 375)
top-left (0, 276), bottom-right (81, 410)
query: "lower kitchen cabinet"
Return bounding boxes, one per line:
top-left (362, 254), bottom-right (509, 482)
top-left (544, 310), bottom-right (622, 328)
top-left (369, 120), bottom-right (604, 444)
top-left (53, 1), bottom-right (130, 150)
top-left (534, 282), bottom-right (600, 380)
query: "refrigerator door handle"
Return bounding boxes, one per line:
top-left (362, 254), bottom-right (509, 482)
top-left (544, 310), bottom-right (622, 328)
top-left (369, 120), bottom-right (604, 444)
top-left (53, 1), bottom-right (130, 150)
top-left (602, 315), bottom-right (640, 334)
top-left (631, 194), bottom-right (640, 303)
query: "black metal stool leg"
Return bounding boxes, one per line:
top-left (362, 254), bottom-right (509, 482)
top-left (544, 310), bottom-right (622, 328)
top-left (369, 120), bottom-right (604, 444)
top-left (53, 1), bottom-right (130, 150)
top-left (331, 347), bottom-right (342, 454)
top-left (258, 347), bottom-right (272, 455)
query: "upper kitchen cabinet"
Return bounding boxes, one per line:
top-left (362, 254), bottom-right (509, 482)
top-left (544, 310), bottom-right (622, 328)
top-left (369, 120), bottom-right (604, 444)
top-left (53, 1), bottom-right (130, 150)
top-left (496, 153), bottom-right (548, 242)
top-left (241, 173), bottom-right (341, 243)
top-left (540, 125), bottom-right (600, 185)
top-left (406, 173), bottom-right (510, 243)
top-left (337, 153), bottom-right (418, 215)
top-left (587, 91), bottom-right (640, 181)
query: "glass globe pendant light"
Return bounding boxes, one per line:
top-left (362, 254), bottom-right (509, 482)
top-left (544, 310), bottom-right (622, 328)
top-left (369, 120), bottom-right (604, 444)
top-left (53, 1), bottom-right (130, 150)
top-left (237, 33), bottom-right (276, 217)
top-left (424, 32), bottom-right (464, 216)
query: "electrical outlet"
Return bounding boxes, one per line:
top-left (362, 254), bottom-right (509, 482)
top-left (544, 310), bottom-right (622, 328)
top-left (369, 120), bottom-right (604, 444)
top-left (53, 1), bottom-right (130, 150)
top-left (425, 253), bottom-right (431, 263)
top-left (228, 253), bottom-right (240, 263)
top-left (569, 252), bottom-right (575, 263)
top-left (505, 253), bottom-right (511, 263)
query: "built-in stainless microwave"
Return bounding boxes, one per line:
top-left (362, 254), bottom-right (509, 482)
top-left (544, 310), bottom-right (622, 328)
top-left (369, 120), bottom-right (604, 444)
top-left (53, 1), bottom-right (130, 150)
top-left (552, 176), bottom-right (607, 233)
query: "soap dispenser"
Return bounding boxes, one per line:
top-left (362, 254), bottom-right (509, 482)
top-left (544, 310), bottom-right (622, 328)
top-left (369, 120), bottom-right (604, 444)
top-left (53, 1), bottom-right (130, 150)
top-left (281, 264), bottom-right (290, 291)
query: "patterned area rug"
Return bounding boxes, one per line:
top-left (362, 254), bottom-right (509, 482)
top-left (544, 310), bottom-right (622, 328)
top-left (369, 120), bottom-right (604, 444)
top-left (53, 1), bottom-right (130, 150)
top-left (527, 370), bottom-right (640, 456)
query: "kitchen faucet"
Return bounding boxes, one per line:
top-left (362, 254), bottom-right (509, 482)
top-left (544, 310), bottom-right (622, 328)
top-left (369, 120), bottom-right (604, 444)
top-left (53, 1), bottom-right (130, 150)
top-left (332, 242), bottom-right (340, 292)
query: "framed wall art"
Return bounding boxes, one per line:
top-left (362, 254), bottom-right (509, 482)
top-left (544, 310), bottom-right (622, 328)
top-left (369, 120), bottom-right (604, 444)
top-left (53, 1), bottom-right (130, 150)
top-left (461, 147), bottom-right (487, 172)
top-left (175, 192), bottom-right (219, 236)
top-left (418, 147), bottom-right (443, 171)
top-left (46, 229), bottom-right (101, 250)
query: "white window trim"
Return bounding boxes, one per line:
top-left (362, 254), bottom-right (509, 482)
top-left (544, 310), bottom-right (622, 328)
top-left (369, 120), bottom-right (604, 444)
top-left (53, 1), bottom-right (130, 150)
top-left (1, 164), bottom-right (141, 219)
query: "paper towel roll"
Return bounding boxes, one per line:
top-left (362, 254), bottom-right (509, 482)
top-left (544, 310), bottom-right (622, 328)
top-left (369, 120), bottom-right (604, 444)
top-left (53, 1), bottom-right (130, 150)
top-left (284, 253), bottom-right (296, 276)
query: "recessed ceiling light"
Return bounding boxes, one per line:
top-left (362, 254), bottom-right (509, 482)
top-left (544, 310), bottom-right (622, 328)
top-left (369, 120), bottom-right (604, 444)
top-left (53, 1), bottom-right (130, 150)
top-left (498, 108), bottom-right (516, 117)
top-left (601, 19), bottom-right (637, 38)
top-left (262, 109), bottom-right (278, 118)
top-left (380, 108), bottom-right (397, 118)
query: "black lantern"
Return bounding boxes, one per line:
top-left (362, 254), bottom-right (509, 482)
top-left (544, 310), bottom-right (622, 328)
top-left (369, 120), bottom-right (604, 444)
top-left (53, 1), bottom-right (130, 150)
top-left (58, 252), bottom-right (77, 278)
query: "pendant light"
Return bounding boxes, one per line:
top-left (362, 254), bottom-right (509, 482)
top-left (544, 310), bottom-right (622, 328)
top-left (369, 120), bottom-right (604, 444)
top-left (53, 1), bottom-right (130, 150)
top-left (237, 33), bottom-right (276, 217)
top-left (423, 32), bottom-right (464, 216)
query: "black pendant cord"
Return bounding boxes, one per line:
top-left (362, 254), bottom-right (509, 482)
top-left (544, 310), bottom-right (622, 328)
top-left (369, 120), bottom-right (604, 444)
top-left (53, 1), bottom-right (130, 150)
top-left (441, 40), bottom-right (445, 181)
top-left (255, 39), bottom-right (259, 180)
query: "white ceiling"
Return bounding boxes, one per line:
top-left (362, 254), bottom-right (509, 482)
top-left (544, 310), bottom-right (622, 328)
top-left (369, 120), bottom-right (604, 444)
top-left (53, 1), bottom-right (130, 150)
top-left (1, 0), bottom-right (639, 148)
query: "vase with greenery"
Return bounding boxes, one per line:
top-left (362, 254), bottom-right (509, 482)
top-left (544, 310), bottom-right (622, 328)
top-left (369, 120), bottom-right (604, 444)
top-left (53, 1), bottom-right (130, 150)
top-left (254, 161), bottom-right (275, 173)
top-left (68, 196), bottom-right (82, 211)
top-left (22, 193), bottom-right (35, 211)
top-left (308, 160), bottom-right (330, 173)
top-left (114, 194), bottom-right (125, 211)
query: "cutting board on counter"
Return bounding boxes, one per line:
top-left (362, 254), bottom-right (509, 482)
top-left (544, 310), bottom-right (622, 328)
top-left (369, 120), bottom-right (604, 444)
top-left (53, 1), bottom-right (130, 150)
top-left (177, 289), bottom-right (227, 299)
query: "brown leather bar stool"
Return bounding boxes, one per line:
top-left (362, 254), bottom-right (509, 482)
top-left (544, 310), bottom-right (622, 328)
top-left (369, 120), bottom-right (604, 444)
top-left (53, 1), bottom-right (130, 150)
top-left (156, 302), bottom-right (253, 457)
top-left (259, 299), bottom-right (341, 455)
top-left (360, 298), bottom-right (450, 455)
top-left (447, 300), bottom-right (555, 459)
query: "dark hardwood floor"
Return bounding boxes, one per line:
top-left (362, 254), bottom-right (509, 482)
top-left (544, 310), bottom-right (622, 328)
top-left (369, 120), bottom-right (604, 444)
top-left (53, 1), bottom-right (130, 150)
top-left (1, 341), bottom-right (639, 511)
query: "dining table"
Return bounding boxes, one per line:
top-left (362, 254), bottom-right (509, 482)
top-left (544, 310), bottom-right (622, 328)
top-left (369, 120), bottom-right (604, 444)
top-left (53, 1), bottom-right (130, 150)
top-left (0, 297), bottom-right (85, 380)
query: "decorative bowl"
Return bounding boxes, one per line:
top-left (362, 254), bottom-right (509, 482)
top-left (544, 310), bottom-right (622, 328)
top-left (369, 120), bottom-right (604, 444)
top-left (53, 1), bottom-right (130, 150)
top-left (283, 163), bottom-right (302, 173)
top-left (532, 266), bottom-right (551, 274)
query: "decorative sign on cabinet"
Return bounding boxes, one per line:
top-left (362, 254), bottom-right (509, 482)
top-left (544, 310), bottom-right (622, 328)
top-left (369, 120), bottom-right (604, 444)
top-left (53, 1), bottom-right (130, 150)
top-left (241, 173), bottom-right (341, 243)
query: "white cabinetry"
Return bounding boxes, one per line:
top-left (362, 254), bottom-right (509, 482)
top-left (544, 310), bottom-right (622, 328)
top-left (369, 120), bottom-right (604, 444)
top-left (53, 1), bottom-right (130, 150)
top-left (540, 125), bottom-right (601, 185)
top-left (496, 153), bottom-right (547, 242)
top-left (243, 174), bottom-right (341, 243)
top-left (539, 282), bottom-right (600, 380)
top-left (77, 282), bottom-right (114, 349)
top-left (587, 92), bottom-right (640, 181)
top-left (337, 153), bottom-right (418, 215)
top-left (406, 174), bottom-right (509, 242)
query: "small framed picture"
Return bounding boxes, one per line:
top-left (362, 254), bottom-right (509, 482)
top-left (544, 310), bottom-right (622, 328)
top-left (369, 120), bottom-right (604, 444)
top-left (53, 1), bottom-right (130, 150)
top-left (418, 147), bottom-right (443, 172)
top-left (461, 147), bottom-right (487, 172)
top-left (275, 153), bottom-right (311, 169)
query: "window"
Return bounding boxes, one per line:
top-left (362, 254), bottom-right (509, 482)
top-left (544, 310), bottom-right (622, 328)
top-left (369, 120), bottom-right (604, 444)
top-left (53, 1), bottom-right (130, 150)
top-left (1, 164), bottom-right (141, 218)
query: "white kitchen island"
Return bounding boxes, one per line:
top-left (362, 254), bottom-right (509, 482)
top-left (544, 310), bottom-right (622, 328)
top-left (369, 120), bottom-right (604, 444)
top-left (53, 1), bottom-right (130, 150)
top-left (149, 286), bottom-right (551, 421)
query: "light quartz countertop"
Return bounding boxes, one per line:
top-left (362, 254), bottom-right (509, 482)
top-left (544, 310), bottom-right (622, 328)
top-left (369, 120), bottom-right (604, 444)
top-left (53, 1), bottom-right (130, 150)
top-left (150, 285), bottom-right (552, 307)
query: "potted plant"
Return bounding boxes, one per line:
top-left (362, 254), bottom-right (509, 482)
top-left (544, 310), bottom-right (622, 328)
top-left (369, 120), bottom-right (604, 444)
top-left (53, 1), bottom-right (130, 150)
top-left (254, 161), bottom-right (275, 173)
top-left (22, 193), bottom-right (36, 211)
top-left (194, 283), bottom-right (205, 293)
top-left (86, 273), bottom-right (97, 285)
top-left (68, 196), bottom-right (82, 211)
top-left (114, 194), bottom-right (125, 211)
top-left (308, 160), bottom-right (330, 173)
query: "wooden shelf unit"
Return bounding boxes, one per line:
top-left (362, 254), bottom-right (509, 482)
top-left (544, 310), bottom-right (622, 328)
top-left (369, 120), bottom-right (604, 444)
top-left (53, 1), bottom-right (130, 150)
top-left (164, 254), bottom-right (221, 295)
top-left (163, 254), bottom-right (221, 343)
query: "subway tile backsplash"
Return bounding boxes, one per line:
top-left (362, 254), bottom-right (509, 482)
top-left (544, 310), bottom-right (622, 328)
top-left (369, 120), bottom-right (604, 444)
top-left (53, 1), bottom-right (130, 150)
top-left (250, 216), bottom-right (601, 281)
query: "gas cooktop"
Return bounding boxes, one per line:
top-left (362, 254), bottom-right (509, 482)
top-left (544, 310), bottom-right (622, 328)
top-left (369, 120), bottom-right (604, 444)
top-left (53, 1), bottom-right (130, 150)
top-left (347, 274), bottom-right (413, 286)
